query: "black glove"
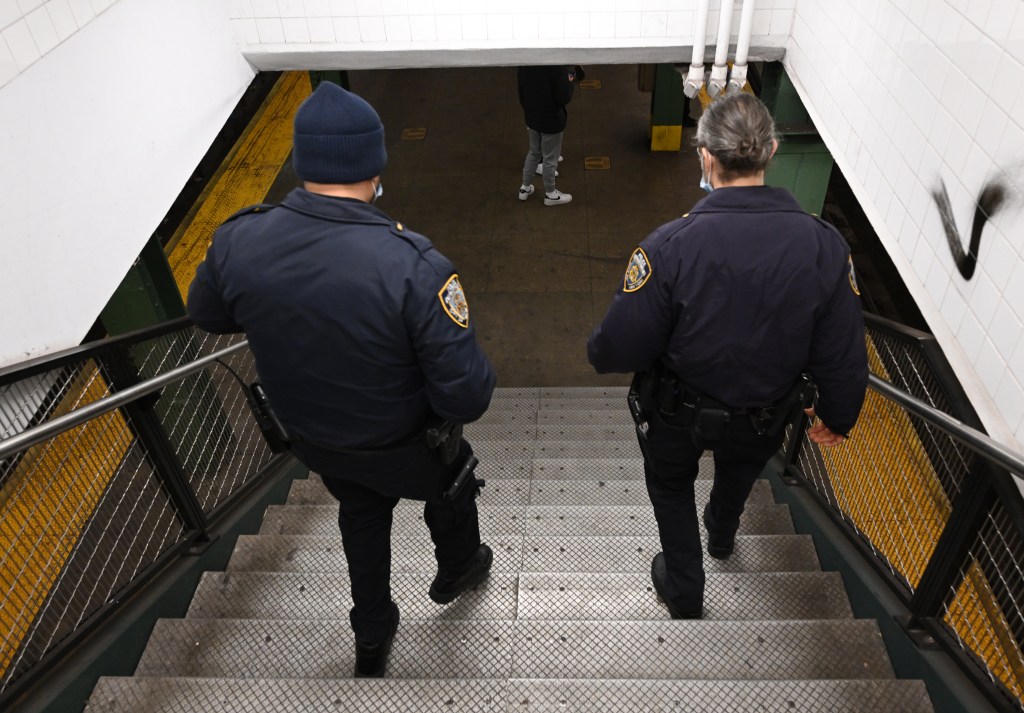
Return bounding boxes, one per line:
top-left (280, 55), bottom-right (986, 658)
top-left (574, 65), bottom-right (586, 82)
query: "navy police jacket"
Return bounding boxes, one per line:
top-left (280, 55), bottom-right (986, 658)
top-left (587, 186), bottom-right (868, 436)
top-left (188, 188), bottom-right (497, 449)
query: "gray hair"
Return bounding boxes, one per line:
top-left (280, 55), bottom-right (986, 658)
top-left (694, 92), bottom-right (778, 179)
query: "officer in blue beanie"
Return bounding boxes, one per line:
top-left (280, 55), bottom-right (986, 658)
top-left (188, 82), bottom-right (497, 678)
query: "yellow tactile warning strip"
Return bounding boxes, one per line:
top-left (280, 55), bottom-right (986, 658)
top-left (166, 71), bottom-right (312, 300)
top-left (817, 334), bottom-right (1022, 701)
top-left (0, 364), bottom-right (129, 680)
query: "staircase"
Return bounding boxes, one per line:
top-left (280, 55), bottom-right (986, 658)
top-left (85, 387), bottom-right (934, 711)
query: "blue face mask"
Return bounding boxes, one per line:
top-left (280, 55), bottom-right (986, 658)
top-left (372, 179), bottom-right (383, 204)
top-left (698, 149), bottom-right (713, 193)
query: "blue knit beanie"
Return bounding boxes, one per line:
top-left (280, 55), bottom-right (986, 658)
top-left (292, 82), bottom-right (387, 184)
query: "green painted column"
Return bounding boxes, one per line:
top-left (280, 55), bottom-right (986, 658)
top-left (760, 63), bottom-right (834, 215)
top-left (100, 234), bottom-right (186, 336)
top-left (309, 70), bottom-right (349, 90)
top-left (650, 64), bottom-right (685, 151)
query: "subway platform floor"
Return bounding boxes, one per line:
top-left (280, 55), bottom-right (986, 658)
top-left (263, 65), bottom-right (706, 387)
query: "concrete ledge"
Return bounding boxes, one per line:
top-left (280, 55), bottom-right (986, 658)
top-left (242, 44), bottom-right (786, 71)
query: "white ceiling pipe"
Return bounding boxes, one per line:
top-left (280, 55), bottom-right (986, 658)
top-left (728, 0), bottom-right (757, 93)
top-left (707, 0), bottom-right (736, 98)
top-left (683, 0), bottom-right (712, 98)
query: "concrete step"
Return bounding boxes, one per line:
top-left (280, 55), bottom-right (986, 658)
top-left (227, 533), bottom-right (820, 575)
top-left (185, 571), bottom-right (848, 622)
top-left (86, 676), bottom-right (935, 713)
top-left (258, 504), bottom-right (795, 538)
top-left (286, 473), bottom-right (772, 508)
top-left (134, 618), bottom-right (895, 681)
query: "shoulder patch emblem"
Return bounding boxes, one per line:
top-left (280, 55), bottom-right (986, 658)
top-left (623, 248), bottom-right (652, 293)
top-left (438, 274), bottom-right (470, 328)
top-left (848, 256), bottom-right (860, 296)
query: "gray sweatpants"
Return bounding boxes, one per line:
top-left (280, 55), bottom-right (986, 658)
top-left (522, 128), bottom-right (563, 194)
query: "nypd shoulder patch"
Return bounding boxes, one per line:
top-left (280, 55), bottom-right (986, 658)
top-left (623, 247), bottom-right (652, 293)
top-left (438, 274), bottom-right (470, 328)
top-left (847, 256), bottom-right (860, 296)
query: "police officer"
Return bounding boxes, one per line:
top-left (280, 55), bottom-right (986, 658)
top-left (586, 92), bottom-right (867, 619)
top-left (187, 82), bottom-right (497, 676)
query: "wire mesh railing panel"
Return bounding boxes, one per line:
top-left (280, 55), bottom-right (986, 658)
top-left (120, 327), bottom-right (272, 513)
top-left (0, 323), bottom-right (277, 702)
top-left (795, 334), bottom-right (955, 592)
top-left (0, 359), bottom-right (158, 693)
top-left (942, 500), bottom-right (1024, 708)
top-left (865, 325), bottom-right (973, 498)
top-left (2, 437), bottom-right (186, 693)
top-left (787, 317), bottom-right (1024, 710)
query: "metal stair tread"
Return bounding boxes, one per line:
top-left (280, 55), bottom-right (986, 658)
top-left (187, 570), bottom-right (848, 621)
top-left (258, 503), bottom-right (794, 537)
top-left (286, 475), bottom-right (772, 508)
top-left (134, 618), bottom-right (895, 681)
top-left (85, 676), bottom-right (934, 712)
top-left (515, 571), bottom-right (852, 620)
top-left (227, 533), bottom-right (820, 574)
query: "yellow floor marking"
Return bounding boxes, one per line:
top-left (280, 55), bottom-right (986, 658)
top-left (166, 71), bottom-right (312, 299)
top-left (0, 365), bottom-right (129, 679)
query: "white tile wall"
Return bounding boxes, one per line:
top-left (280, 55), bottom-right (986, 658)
top-left (226, 1), bottom-right (798, 52)
top-left (788, 0), bottom-right (1024, 445)
top-left (0, 0), bottom-right (119, 87)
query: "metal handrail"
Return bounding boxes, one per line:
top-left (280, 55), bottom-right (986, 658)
top-left (868, 374), bottom-right (1024, 480)
top-left (0, 340), bottom-right (248, 460)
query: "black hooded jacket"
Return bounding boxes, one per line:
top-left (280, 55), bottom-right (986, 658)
top-left (517, 65), bottom-right (575, 134)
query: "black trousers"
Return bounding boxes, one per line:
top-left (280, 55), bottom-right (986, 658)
top-left (291, 437), bottom-right (481, 644)
top-left (639, 398), bottom-right (786, 613)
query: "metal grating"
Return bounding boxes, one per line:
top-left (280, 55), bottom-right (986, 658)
top-left (510, 619), bottom-right (893, 679)
top-left (520, 535), bottom-right (820, 574)
top-left (259, 504), bottom-right (529, 538)
top-left (504, 678), bottom-right (934, 712)
top-left (186, 572), bottom-right (518, 621)
top-left (227, 535), bottom-right (526, 575)
top-left (527, 477), bottom-right (772, 507)
top-left (514, 572), bottom-right (851, 620)
top-left (942, 501), bottom-right (1024, 706)
top-left (137, 619), bottom-right (517, 679)
top-left (86, 677), bottom-right (510, 712)
top-left (288, 476), bottom-right (532, 509)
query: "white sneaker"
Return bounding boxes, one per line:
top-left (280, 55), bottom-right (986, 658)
top-left (518, 184), bottom-right (534, 201)
top-left (536, 164), bottom-right (560, 176)
top-left (544, 189), bottom-right (572, 206)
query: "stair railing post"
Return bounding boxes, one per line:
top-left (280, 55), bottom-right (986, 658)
top-left (900, 459), bottom-right (996, 641)
top-left (98, 344), bottom-right (211, 541)
top-left (780, 411), bottom-right (810, 485)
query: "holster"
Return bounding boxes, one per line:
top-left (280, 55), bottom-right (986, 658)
top-left (247, 382), bottom-right (291, 453)
top-left (425, 416), bottom-right (464, 465)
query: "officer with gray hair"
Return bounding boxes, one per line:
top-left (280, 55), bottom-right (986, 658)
top-left (587, 92), bottom-right (868, 619)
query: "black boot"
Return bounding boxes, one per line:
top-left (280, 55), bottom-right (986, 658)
top-left (651, 552), bottom-right (703, 619)
top-left (429, 543), bottom-right (493, 604)
top-left (354, 602), bottom-right (399, 678)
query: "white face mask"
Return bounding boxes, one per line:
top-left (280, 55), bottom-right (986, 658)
top-left (697, 148), bottom-right (713, 193)
top-left (372, 179), bottom-right (383, 203)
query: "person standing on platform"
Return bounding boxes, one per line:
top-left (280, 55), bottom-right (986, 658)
top-left (517, 64), bottom-right (578, 206)
top-left (586, 92), bottom-right (868, 619)
top-left (187, 82), bottom-right (497, 677)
